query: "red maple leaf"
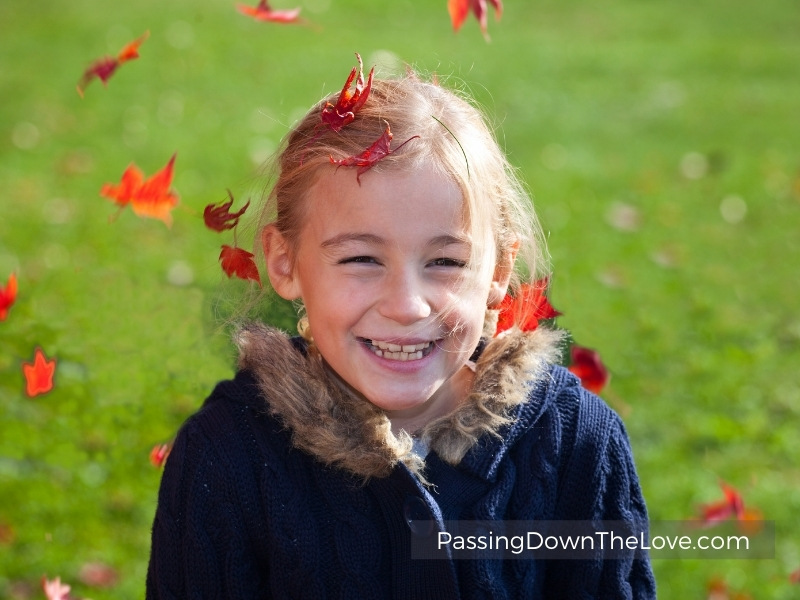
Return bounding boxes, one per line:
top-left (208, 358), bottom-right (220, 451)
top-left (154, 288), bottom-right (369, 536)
top-left (237, 0), bottom-right (302, 23)
top-left (0, 272), bottom-right (17, 321)
top-left (448, 0), bottom-right (503, 40)
top-left (330, 122), bottom-right (419, 183)
top-left (149, 442), bottom-right (173, 468)
top-left (100, 154), bottom-right (179, 226)
top-left (204, 191), bottom-right (250, 232)
top-left (23, 347), bottom-right (57, 398)
top-left (41, 576), bottom-right (71, 600)
top-left (77, 31), bottom-right (149, 97)
top-left (697, 481), bottom-right (762, 530)
top-left (0, 521), bottom-right (14, 546)
top-left (220, 245), bottom-right (261, 285)
top-left (567, 345), bottom-right (610, 394)
top-left (495, 278), bottom-right (561, 335)
top-left (321, 53), bottom-right (375, 132)
top-left (706, 577), bottom-right (753, 600)
top-left (78, 562), bottom-right (120, 589)
top-left (699, 481), bottom-right (744, 524)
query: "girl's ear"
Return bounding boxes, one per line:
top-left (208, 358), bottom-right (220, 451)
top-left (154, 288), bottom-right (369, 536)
top-left (261, 225), bottom-right (302, 300)
top-left (487, 239), bottom-right (520, 308)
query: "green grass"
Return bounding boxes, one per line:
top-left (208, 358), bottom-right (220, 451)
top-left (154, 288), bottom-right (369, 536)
top-left (1, 0), bottom-right (799, 597)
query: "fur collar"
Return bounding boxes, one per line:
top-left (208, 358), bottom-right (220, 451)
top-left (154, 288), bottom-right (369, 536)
top-left (236, 323), bottom-right (564, 481)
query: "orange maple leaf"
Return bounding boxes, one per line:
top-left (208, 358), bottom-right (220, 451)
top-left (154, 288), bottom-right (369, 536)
top-left (77, 31), bottom-right (149, 97)
top-left (448, 0), bottom-right (503, 40)
top-left (100, 154), bottom-right (179, 226)
top-left (23, 347), bottom-right (57, 398)
top-left (237, 0), bottom-right (302, 23)
top-left (0, 272), bottom-right (17, 321)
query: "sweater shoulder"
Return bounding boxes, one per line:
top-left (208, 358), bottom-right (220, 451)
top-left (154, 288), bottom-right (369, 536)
top-left (165, 370), bottom-right (294, 496)
top-left (540, 364), bottom-right (628, 451)
top-left (180, 371), bottom-right (284, 446)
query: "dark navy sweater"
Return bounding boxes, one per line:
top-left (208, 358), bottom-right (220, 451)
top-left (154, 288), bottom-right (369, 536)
top-left (147, 365), bottom-right (656, 598)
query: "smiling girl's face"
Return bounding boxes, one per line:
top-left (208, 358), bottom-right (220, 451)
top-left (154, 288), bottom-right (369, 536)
top-left (263, 164), bottom-right (511, 432)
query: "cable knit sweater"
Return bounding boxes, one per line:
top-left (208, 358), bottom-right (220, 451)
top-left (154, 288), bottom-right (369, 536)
top-left (146, 325), bottom-right (656, 599)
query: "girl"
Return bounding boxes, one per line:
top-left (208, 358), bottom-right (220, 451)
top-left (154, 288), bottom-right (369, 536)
top-left (147, 61), bottom-right (656, 599)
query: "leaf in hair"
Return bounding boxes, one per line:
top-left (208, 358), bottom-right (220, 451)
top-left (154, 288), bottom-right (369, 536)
top-left (321, 53), bottom-right (374, 132)
top-left (77, 31), bottom-right (149, 97)
top-left (329, 122), bottom-right (420, 184)
top-left (495, 278), bottom-right (561, 335)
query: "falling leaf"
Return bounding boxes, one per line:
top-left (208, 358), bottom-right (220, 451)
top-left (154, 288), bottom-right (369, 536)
top-left (100, 154), bottom-right (179, 226)
top-left (605, 201), bottom-right (641, 232)
top-left (0, 272), bottom-right (17, 321)
top-left (568, 345), bottom-right (610, 394)
top-left (329, 121), bottom-right (419, 183)
top-left (237, 0), bottom-right (302, 23)
top-left (321, 53), bottom-right (374, 132)
top-left (78, 562), bottom-right (119, 588)
top-left (204, 191), bottom-right (250, 232)
top-left (706, 576), bottom-right (752, 600)
top-left (77, 31), bottom-right (149, 97)
top-left (0, 521), bottom-right (14, 545)
top-left (448, 0), bottom-right (503, 40)
top-left (697, 480), bottom-right (762, 531)
top-left (699, 481), bottom-right (744, 524)
top-left (23, 347), bottom-right (57, 398)
top-left (495, 278), bottom-right (561, 336)
top-left (41, 576), bottom-right (71, 600)
top-left (149, 442), bottom-right (173, 468)
top-left (219, 245), bottom-right (261, 285)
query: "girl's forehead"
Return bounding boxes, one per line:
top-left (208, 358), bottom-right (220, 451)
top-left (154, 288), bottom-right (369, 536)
top-left (302, 164), bottom-right (469, 238)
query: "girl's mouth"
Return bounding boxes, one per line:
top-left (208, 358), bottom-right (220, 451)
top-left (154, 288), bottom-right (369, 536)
top-left (362, 339), bottom-right (435, 362)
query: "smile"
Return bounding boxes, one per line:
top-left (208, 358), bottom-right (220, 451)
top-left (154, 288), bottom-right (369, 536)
top-left (363, 339), bottom-right (435, 362)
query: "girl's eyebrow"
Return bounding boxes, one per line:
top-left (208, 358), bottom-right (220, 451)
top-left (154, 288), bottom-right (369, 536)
top-left (320, 233), bottom-right (470, 250)
top-left (320, 233), bottom-right (385, 249)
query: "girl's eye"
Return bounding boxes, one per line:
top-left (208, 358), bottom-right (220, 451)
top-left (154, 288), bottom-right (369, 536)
top-left (339, 256), bottom-right (378, 265)
top-left (429, 258), bottom-right (467, 268)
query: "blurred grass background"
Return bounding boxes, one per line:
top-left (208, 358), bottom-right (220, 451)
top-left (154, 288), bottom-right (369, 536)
top-left (1, 0), bottom-right (799, 597)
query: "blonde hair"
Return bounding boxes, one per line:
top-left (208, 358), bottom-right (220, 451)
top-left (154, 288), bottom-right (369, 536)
top-left (251, 71), bottom-right (549, 330)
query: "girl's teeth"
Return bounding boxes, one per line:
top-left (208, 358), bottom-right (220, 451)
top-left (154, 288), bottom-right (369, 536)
top-left (371, 340), bottom-right (430, 352)
top-left (368, 340), bottom-right (431, 361)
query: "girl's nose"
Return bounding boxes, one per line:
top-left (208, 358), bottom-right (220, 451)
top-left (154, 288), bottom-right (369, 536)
top-left (377, 271), bottom-right (432, 325)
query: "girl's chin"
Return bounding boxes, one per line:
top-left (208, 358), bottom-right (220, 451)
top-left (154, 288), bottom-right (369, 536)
top-left (364, 390), bottom-right (438, 415)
